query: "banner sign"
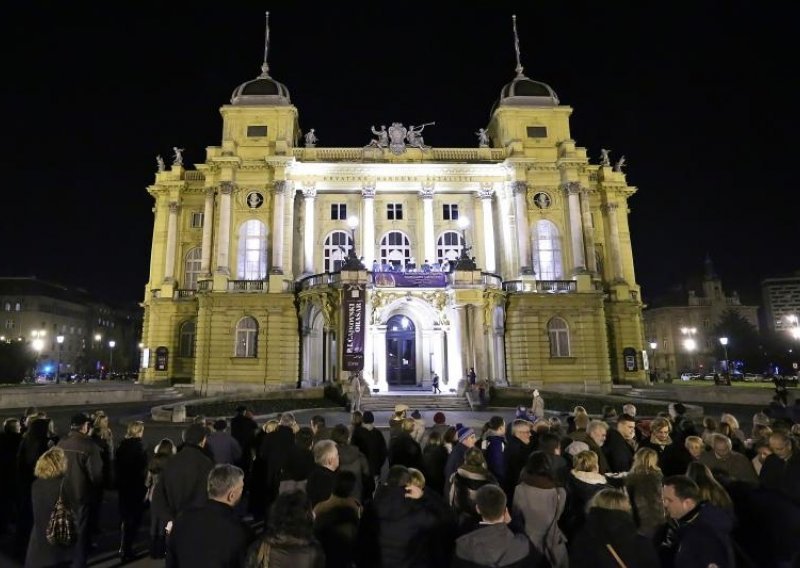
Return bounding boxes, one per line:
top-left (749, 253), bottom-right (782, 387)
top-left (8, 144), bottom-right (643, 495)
top-left (342, 284), bottom-right (365, 371)
top-left (372, 271), bottom-right (448, 288)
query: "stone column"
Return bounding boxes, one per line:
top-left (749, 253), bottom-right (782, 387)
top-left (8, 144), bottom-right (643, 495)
top-left (580, 188), bottom-right (597, 274)
top-left (270, 180), bottom-right (287, 273)
top-left (163, 201), bottom-right (179, 282)
top-left (200, 188), bottom-right (215, 275)
top-left (302, 183), bottom-right (317, 274)
top-left (420, 182), bottom-right (435, 264)
top-left (478, 183), bottom-right (496, 273)
top-left (602, 202), bottom-right (625, 282)
top-left (564, 182), bottom-right (586, 273)
top-left (512, 181), bottom-right (532, 274)
top-left (362, 183), bottom-right (376, 267)
top-left (215, 182), bottom-right (233, 275)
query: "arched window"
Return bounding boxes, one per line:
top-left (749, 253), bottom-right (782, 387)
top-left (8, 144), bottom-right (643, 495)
top-left (548, 317), bottom-right (570, 357)
top-left (436, 231), bottom-right (464, 264)
top-left (237, 220), bottom-right (268, 280)
top-left (179, 320), bottom-right (196, 358)
top-left (379, 231), bottom-right (412, 269)
top-left (183, 247), bottom-right (203, 290)
top-left (2, 302), bottom-right (9, 312)
top-left (533, 220), bottom-right (563, 280)
top-left (14, 302), bottom-right (21, 311)
top-left (235, 316), bottom-right (258, 358)
top-left (323, 231), bottom-right (354, 272)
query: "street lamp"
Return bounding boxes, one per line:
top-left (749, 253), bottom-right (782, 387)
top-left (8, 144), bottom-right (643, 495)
top-left (108, 340), bottom-right (116, 376)
top-left (681, 326), bottom-right (697, 373)
top-left (341, 215), bottom-right (365, 270)
top-left (31, 329), bottom-right (46, 380)
top-left (56, 335), bottom-right (64, 384)
top-left (649, 341), bottom-right (658, 382)
top-left (787, 315), bottom-right (800, 340)
top-left (719, 336), bottom-right (729, 382)
top-left (454, 217), bottom-right (477, 270)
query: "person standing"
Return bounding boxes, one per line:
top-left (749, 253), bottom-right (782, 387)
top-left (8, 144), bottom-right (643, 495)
top-left (115, 421), bottom-right (148, 561)
top-left (58, 413), bottom-right (103, 568)
top-left (530, 390), bottom-right (545, 421)
top-left (431, 372), bottom-right (442, 394)
top-left (467, 368), bottom-right (477, 387)
top-left (206, 419), bottom-right (243, 466)
top-left (0, 418), bottom-right (22, 536)
top-left (350, 411), bottom-right (387, 488)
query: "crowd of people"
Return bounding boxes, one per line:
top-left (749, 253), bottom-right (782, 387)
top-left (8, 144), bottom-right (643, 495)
top-left (0, 399), bottom-right (799, 567)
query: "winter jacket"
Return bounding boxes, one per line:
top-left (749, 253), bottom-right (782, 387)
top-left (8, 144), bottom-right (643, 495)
top-left (562, 470), bottom-right (611, 540)
top-left (25, 476), bottom-right (75, 568)
top-left (57, 430), bottom-right (103, 507)
top-left (388, 432), bottom-right (423, 471)
top-left (152, 444), bottom-right (214, 522)
top-left (512, 473), bottom-right (568, 568)
top-left (206, 430), bottom-right (243, 466)
top-left (453, 522), bottom-right (542, 568)
top-left (481, 431), bottom-right (506, 484)
top-left (569, 508), bottom-right (659, 568)
top-left (449, 465), bottom-right (498, 534)
top-left (699, 450), bottom-right (758, 484)
top-left (602, 428), bottom-right (636, 474)
top-left (421, 444), bottom-right (448, 495)
top-left (658, 502), bottom-right (735, 568)
top-left (567, 431), bottom-right (610, 474)
top-left (350, 424), bottom-right (387, 478)
top-left (115, 437), bottom-right (148, 510)
top-left (336, 443), bottom-right (371, 502)
top-left (624, 470), bottom-right (665, 537)
top-left (759, 451), bottom-right (800, 505)
top-left (245, 535), bottom-right (325, 568)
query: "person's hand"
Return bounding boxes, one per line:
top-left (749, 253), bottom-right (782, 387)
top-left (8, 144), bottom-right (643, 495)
top-left (405, 484), bottom-right (423, 500)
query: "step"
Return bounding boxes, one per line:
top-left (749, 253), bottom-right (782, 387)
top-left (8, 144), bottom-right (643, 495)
top-left (362, 394), bottom-right (470, 412)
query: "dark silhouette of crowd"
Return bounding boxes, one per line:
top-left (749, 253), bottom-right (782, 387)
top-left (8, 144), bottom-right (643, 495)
top-left (1, 398), bottom-right (799, 567)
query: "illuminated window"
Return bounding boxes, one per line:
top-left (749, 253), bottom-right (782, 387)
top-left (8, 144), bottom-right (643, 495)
top-left (442, 204), bottom-right (459, 220)
top-left (533, 220), bottom-right (563, 280)
top-left (183, 247), bottom-right (203, 290)
top-left (436, 231), bottom-right (464, 263)
top-left (548, 317), bottom-right (570, 357)
top-left (323, 231), bottom-right (354, 272)
top-left (379, 231), bottom-right (412, 269)
top-left (237, 220), bottom-right (268, 280)
top-left (235, 317), bottom-right (258, 358)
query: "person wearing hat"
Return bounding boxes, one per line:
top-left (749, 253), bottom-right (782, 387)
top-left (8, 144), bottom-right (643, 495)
top-left (444, 425), bottom-right (477, 496)
top-left (389, 404), bottom-right (409, 440)
top-left (410, 410), bottom-right (426, 444)
top-left (57, 413), bottom-right (103, 567)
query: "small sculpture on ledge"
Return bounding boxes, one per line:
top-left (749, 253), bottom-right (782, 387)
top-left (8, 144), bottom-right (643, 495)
top-left (599, 148), bottom-right (611, 167)
top-left (303, 128), bottom-right (318, 148)
top-left (156, 155), bottom-right (165, 172)
top-left (172, 147), bottom-right (184, 166)
top-left (475, 128), bottom-right (490, 148)
top-left (365, 125), bottom-right (389, 148)
top-left (614, 155), bottom-right (627, 172)
top-left (453, 245), bottom-right (478, 271)
top-left (406, 122), bottom-right (434, 151)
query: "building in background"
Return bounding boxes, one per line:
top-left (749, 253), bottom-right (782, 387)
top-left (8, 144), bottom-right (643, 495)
top-left (761, 272), bottom-right (800, 333)
top-left (140, 15), bottom-right (647, 394)
top-left (643, 258), bottom-right (759, 379)
top-left (0, 277), bottom-right (142, 380)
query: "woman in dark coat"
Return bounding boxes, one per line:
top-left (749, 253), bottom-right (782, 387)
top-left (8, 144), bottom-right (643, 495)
top-left (16, 418), bottom-right (55, 556)
top-left (569, 488), bottom-right (659, 568)
top-left (25, 446), bottom-right (75, 568)
top-left (115, 421), bottom-right (148, 561)
top-left (146, 438), bottom-right (175, 559)
top-left (422, 431), bottom-right (448, 496)
top-left (448, 447), bottom-right (498, 535)
top-left (562, 450), bottom-right (611, 541)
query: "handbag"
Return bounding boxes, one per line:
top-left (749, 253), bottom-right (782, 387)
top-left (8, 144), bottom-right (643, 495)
top-left (46, 479), bottom-right (76, 547)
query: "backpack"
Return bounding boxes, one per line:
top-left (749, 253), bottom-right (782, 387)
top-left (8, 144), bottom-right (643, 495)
top-left (46, 481), bottom-right (76, 547)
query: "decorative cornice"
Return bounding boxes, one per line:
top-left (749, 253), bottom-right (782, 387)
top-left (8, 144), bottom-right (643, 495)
top-left (477, 182), bottom-right (494, 200)
top-left (601, 203), bottom-right (619, 213)
top-left (301, 183), bottom-right (317, 198)
top-left (219, 182), bottom-right (235, 195)
top-left (419, 182), bottom-right (435, 199)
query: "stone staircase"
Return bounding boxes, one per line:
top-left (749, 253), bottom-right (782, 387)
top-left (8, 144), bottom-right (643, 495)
top-left (142, 386), bottom-right (185, 401)
top-left (362, 393), bottom-right (471, 412)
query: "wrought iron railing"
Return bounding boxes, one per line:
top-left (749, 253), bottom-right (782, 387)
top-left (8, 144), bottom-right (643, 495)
top-left (227, 280), bottom-right (268, 292)
top-left (174, 289), bottom-right (197, 299)
top-left (502, 280), bottom-right (577, 293)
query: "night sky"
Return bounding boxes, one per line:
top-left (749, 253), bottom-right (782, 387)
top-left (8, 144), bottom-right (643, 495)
top-left (1, 2), bottom-right (795, 306)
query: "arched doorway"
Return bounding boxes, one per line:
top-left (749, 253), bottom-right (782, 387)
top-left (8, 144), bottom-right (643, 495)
top-left (386, 315), bottom-right (416, 386)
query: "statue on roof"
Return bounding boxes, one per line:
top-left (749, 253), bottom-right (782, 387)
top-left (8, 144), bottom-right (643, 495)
top-left (366, 125), bottom-right (389, 149)
top-left (475, 128), bottom-right (490, 148)
top-left (406, 122), bottom-right (434, 151)
top-left (600, 148), bottom-right (611, 167)
top-left (614, 155), bottom-right (626, 172)
top-left (156, 155), bottom-right (165, 172)
top-left (172, 147), bottom-right (184, 166)
top-left (304, 128), bottom-right (318, 148)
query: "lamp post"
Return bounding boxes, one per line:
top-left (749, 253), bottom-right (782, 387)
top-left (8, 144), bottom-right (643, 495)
top-left (788, 315), bottom-right (800, 340)
top-left (341, 215), bottom-right (364, 270)
top-left (649, 341), bottom-right (658, 383)
top-left (31, 329), bottom-right (46, 381)
top-left (681, 326), bottom-right (697, 373)
top-left (719, 336), bottom-right (729, 383)
top-left (56, 335), bottom-right (64, 384)
top-left (454, 217), bottom-right (477, 270)
top-left (108, 340), bottom-right (116, 377)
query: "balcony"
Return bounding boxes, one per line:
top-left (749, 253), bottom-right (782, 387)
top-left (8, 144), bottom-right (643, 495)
top-left (227, 280), bottom-right (268, 292)
top-left (502, 280), bottom-right (577, 293)
top-left (173, 289), bottom-right (197, 299)
top-left (298, 272), bottom-right (341, 291)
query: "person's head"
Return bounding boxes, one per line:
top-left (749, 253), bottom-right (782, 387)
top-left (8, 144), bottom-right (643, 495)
top-left (539, 432), bottom-right (562, 456)
top-left (475, 484), bottom-right (507, 523)
top-left (93, 414), bottom-right (109, 431)
top-left (464, 447), bottom-right (488, 470)
top-left (752, 412), bottom-right (771, 432)
top-left (574, 450), bottom-right (600, 473)
top-left (266, 490), bottom-right (314, 540)
top-left (70, 413), bottom-right (92, 434)
top-left (207, 464), bottom-right (244, 507)
top-left (573, 405), bottom-right (587, 417)
top-left (426, 431), bottom-right (442, 448)
top-left (310, 415), bottom-right (326, 432)
top-left (235, 405), bottom-right (247, 416)
top-left (34, 447), bottom-right (67, 480)
top-left (718, 421), bottom-right (735, 440)
top-left (456, 426), bottom-right (477, 448)
top-left (662, 476), bottom-right (700, 520)
top-left (3, 418), bottom-right (21, 434)
top-left (532, 419), bottom-right (551, 436)
top-left (511, 419), bottom-right (533, 443)
top-left (574, 413), bottom-right (590, 431)
top-left (616, 414), bottom-right (637, 440)
top-left (183, 423), bottom-right (208, 447)
top-left (295, 426), bottom-right (314, 450)
top-left (154, 438), bottom-right (176, 457)
top-left (24, 406), bottom-right (38, 418)
top-left (386, 465), bottom-right (412, 487)
top-left (752, 424), bottom-right (772, 442)
top-left (393, 404), bottom-right (409, 418)
top-left (588, 488), bottom-right (632, 513)
top-left (331, 424), bottom-right (350, 445)
top-left (126, 420), bottom-right (144, 439)
top-left (631, 447), bottom-right (661, 473)
top-left (602, 406), bottom-right (618, 421)
top-left (407, 468), bottom-right (426, 489)
top-left (264, 419), bottom-right (279, 433)
top-left (488, 416), bottom-right (506, 434)
top-left (711, 434), bottom-right (733, 459)
top-left (769, 432), bottom-right (794, 461)
top-left (623, 403), bottom-right (637, 418)
top-left (524, 451), bottom-right (555, 479)
top-left (753, 439), bottom-right (772, 464)
top-left (351, 411), bottom-right (363, 428)
top-left (587, 420), bottom-right (609, 447)
top-left (313, 439), bottom-right (339, 471)
top-left (650, 417), bottom-right (672, 444)
top-left (685, 462), bottom-right (733, 510)
top-left (401, 418), bottom-right (416, 434)
top-left (213, 418), bottom-right (227, 432)
top-left (720, 413), bottom-right (740, 432)
top-left (362, 411), bottom-right (375, 425)
top-left (684, 436), bottom-right (704, 459)
top-left (433, 411), bottom-right (446, 425)
top-left (669, 402), bottom-right (687, 418)
top-left (332, 470), bottom-right (357, 498)
top-left (443, 426), bottom-right (457, 446)
top-left (702, 417), bottom-right (717, 431)
top-left (279, 412), bottom-right (296, 428)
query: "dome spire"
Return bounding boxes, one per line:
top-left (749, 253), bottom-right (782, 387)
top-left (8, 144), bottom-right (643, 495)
top-left (260, 11), bottom-right (271, 77)
top-left (512, 14), bottom-right (525, 77)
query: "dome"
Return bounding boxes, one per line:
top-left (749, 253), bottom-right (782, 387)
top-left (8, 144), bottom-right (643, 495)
top-left (497, 73), bottom-right (560, 107)
top-left (230, 65), bottom-right (291, 106)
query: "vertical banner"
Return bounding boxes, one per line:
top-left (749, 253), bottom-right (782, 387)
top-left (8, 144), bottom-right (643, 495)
top-left (342, 284), bottom-right (365, 371)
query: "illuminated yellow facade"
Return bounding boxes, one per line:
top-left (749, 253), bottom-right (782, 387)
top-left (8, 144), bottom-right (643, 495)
top-left (140, 27), bottom-right (647, 394)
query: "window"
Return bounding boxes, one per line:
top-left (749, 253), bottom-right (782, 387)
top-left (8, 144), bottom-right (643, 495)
top-left (527, 126), bottom-right (548, 138)
top-left (436, 231), bottom-right (464, 263)
top-left (533, 220), bottom-right (563, 280)
top-left (387, 203), bottom-right (403, 220)
top-left (442, 204), bottom-right (459, 220)
top-left (179, 321), bottom-right (196, 358)
top-left (2, 302), bottom-right (9, 311)
top-left (237, 220), bottom-right (268, 280)
top-left (4, 320), bottom-right (14, 330)
top-left (247, 125), bottom-right (268, 137)
top-left (548, 317), bottom-right (571, 357)
top-left (184, 247), bottom-right (203, 290)
top-left (323, 231), bottom-right (354, 272)
top-left (330, 203), bottom-right (347, 220)
top-left (191, 212), bottom-right (204, 228)
top-left (379, 231), bottom-right (412, 269)
top-left (235, 317), bottom-right (258, 357)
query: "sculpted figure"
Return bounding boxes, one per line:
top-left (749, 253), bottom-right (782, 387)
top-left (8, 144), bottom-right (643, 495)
top-left (475, 128), bottom-right (490, 148)
top-left (304, 128), bottom-right (318, 147)
top-left (614, 155), bottom-right (627, 172)
top-left (406, 122), bottom-right (434, 150)
top-left (367, 125), bottom-right (389, 148)
top-left (156, 155), bottom-right (165, 172)
top-left (172, 147), bottom-right (184, 166)
top-left (600, 148), bottom-right (611, 167)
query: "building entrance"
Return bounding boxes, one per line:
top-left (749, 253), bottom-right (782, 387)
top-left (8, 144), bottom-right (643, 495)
top-left (386, 315), bottom-right (416, 386)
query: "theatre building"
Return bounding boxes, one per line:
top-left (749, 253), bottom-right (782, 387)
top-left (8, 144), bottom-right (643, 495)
top-left (140, 25), bottom-right (647, 394)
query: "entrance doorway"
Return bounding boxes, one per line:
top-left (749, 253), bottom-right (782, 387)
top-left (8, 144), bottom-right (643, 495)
top-left (386, 315), bottom-right (416, 386)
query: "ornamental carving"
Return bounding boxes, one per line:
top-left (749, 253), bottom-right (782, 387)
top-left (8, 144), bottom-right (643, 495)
top-left (272, 180), bottom-right (290, 194)
top-left (601, 203), bottom-right (619, 213)
top-left (483, 289), bottom-right (507, 333)
top-left (532, 192), bottom-right (552, 209)
top-left (205, 187), bottom-right (216, 199)
top-left (299, 289), bottom-right (339, 332)
top-left (361, 183), bottom-right (376, 199)
top-left (421, 290), bottom-right (450, 325)
top-left (511, 181), bottom-right (528, 195)
top-left (477, 183), bottom-right (494, 200)
top-left (419, 182), bottom-right (435, 199)
top-left (562, 181), bottom-right (581, 195)
top-left (168, 201), bottom-right (180, 214)
top-left (301, 183), bottom-right (317, 199)
top-left (219, 182), bottom-right (235, 195)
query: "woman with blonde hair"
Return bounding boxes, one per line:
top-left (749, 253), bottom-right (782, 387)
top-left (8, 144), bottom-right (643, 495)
top-left (91, 413), bottom-right (114, 489)
top-left (686, 462), bottom-right (734, 511)
top-left (449, 447), bottom-right (498, 534)
top-left (625, 447), bottom-right (666, 537)
top-left (720, 413), bottom-right (745, 444)
top-left (563, 450), bottom-right (611, 541)
top-left (569, 488), bottom-right (659, 567)
top-left (115, 421), bottom-right (148, 561)
top-left (25, 447), bottom-right (74, 567)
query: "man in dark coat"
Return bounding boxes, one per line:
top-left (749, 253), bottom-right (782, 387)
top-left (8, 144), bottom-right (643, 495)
top-left (258, 413), bottom-right (297, 513)
top-left (760, 431), bottom-right (800, 504)
top-left (58, 412), bottom-right (104, 568)
top-left (502, 419), bottom-right (534, 499)
top-left (388, 418), bottom-right (423, 471)
top-left (0, 418), bottom-right (22, 535)
top-left (230, 405), bottom-right (258, 466)
top-left (167, 464), bottom-right (252, 567)
top-left (351, 411), bottom-right (387, 484)
top-left (445, 426), bottom-right (477, 495)
top-left (603, 414), bottom-right (638, 473)
top-left (114, 421), bottom-right (148, 561)
top-left (152, 423), bottom-right (214, 530)
top-left (307, 439), bottom-right (339, 507)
